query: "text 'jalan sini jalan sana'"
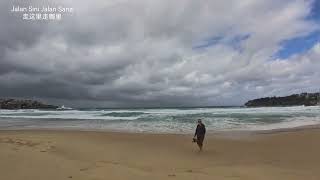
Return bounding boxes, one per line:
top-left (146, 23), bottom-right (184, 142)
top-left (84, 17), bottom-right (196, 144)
top-left (11, 5), bottom-right (73, 21)
top-left (11, 5), bottom-right (73, 13)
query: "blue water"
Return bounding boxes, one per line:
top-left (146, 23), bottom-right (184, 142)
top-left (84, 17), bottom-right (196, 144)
top-left (0, 106), bottom-right (320, 133)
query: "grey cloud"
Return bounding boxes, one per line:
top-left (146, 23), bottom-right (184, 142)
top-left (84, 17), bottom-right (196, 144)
top-left (0, 0), bottom-right (319, 107)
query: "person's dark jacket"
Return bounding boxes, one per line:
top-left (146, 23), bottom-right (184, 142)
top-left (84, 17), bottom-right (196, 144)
top-left (194, 123), bottom-right (206, 137)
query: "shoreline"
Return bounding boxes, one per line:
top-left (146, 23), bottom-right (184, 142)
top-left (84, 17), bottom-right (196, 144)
top-left (1, 123), bottom-right (320, 138)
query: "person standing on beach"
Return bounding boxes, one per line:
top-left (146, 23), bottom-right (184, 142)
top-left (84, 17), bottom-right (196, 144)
top-left (193, 119), bottom-right (206, 151)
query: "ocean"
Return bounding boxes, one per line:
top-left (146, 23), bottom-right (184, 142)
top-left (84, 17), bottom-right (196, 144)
top-left (0, 106), bottom-right (320, 133)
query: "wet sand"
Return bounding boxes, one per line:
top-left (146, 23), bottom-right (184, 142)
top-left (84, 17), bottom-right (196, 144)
top-left (0, 129), bottom-right (319, 180)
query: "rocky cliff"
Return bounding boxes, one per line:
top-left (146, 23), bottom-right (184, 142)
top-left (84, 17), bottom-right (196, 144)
top-left (0, 99), bottom-right (58, 109)
top-left (245, 93), bottom-right (320, 107)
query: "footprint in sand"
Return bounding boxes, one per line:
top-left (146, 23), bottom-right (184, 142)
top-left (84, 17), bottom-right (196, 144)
top-left (12, 147), bottom-right (19, 151)
top-left (79, 167), bottom-right (89, 171)
top-left (1, 137), bottom-right (56, 153)
top-left (0, 137), bottom-right (39, 147)
top-left (78, 161), bottom-right (121, 173)
top-left (82, 160), bottom-right (153, 174)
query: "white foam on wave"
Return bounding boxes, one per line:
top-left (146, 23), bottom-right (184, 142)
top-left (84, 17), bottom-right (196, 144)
top-left (241, 116), bottom-right (320, 131)
top-left (1, 106), bottom-right (320, 133)
top-left (0, 109), bottom-right (141, 120)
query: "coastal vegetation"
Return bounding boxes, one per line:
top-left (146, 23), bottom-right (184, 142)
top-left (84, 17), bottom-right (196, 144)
top-left (0, 99), bottom-right (58, 109)
top-left (245, 92), bottom-right (320, 107)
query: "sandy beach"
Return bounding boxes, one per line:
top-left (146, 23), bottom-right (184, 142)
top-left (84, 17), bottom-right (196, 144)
top-left (0, 129), bottom-right (319, 180)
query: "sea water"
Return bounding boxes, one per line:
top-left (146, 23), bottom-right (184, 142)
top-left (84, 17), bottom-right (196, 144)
top-left (0, 106), bottom-right (320, 133)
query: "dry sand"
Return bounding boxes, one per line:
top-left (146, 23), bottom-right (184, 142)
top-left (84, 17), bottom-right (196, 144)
top-left (0, 129), bottom-right (319, 180)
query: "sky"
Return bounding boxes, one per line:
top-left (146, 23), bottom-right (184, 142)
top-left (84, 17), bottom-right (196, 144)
top-left (0, 0), bottom-right (320, 108)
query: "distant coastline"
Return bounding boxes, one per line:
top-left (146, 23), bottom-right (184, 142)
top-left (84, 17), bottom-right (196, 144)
top-left (0, 99), bottom-right (58, 109)
top-left (245, 92), bottom-right (320, 107)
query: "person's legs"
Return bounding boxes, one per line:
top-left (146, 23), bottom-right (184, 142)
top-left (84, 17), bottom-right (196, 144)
top-left (197, 136), bottom-right (204, 151)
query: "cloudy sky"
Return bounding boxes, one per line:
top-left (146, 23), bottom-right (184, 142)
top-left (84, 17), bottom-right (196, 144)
top-left (1, 0), bottom-right (320, 107)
